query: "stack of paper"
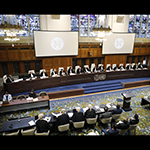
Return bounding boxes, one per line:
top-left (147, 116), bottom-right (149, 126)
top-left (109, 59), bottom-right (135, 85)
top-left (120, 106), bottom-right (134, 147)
top-left (28, 120), bottom-right (35, 126)
top-left (33, 98), bottom-right (38, 102)
top-left (52, 112), bottom-right (62, 117)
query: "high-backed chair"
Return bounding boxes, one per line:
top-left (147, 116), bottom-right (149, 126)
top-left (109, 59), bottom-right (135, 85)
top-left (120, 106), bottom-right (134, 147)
top-left (73, 121), bottom-right (85, 129)
top-left (16, 95), bottom-right (26, 100)
top-left (39, 91), bottom-right (48, 97)
top-left (3, 130), bottom-right (19, 136)
top-left (91, 63), bottom-right (95, 72)
top-left (112, 114), bottom-right (121, 120)
top-left (128, 124), bottom-right (138, 135)
top-left (21, 127), bottom-right (35, 136)
top-left (58, 123), bottom-right (70, 132)
top-left (100, 117), bottom-right (112, 124)
top-left (118, 129), bottom-right (128, 135)
top-left (28, 70), bottom-right (35, 74)
top-left (34, 130), bottom-right (50, 136)
top-left (39, 69), bottom-right (46, 75)
top-left (75, 66), bottom-right (80, 74)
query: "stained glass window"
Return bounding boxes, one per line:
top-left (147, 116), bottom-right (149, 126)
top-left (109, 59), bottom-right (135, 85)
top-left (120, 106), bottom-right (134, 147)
top-left (128, 15), bottom-right (135, 33)
top-left (134, 15), bottom-right (141, 38)
top-left (146, 15), bottom-right (150, 38)
top-left (89, 14), bottom-right (97, 37)
top-left (140, 15), bottom-right (148, 38)
top-left (80, 15), bottom-right (88, 37)
top-left (29, 14), bottom-right (40, 36)
top-left (70, 14), bottom-right (79, 31)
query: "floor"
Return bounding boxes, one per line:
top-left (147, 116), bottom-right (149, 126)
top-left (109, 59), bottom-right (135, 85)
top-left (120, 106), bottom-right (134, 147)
top-left (1, 85), bottom-right (150, 136)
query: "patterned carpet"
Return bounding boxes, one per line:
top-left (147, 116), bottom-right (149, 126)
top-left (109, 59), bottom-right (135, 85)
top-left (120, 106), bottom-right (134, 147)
top-left (1, 86), bottom-right (150, 136)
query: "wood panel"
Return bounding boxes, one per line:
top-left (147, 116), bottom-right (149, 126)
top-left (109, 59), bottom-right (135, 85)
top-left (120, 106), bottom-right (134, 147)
top-left (20, 50), bottom-right (32, 60)
top-left (7, 50), bottom-right (20, 61)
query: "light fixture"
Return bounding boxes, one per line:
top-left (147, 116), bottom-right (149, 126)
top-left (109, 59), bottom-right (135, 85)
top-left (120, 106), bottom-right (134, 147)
top-left (91, 15), bottom-right (112, 44)
top-left (0, 15), bottom-right (26, 42)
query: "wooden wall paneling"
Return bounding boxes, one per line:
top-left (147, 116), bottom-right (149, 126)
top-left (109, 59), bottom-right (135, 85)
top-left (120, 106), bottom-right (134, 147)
top-left (0, 64), bottom-right (2, 77)
top-left (30, 61), bottom-right (35, 71)
top-left (94, 58), bottom-right (98, 67)
top-left (20, 50), bottom-right (32, 60)
top-left (7, 50), bottom-right (20, 61)
top-left (86, 58), bottom-right (90, 66)
top-left (19, 62), bottom-right (25, 74)
top-left (0, 50), bottom-right (8, 61)
top-left (77, 59), bottom-right (81, 66)
top-left (7, 62), bottom-right (14, 75)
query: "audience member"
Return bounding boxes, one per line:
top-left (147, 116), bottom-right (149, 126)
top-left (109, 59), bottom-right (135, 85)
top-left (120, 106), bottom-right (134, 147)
top-left (36, 113), bottom-right (51, 133)
top-left (29, 89), bottom-right (37, 98)
top-left (116, 118), bottom-right (130, 130)
top-left (128, 114), bottom-right (139, 125)
top-left (112, 104), bottom-right (122, 114)
top-left (99, 106), bottom-right (112, 119)
top-left (2, 91), bottom-right (12, 102)
top-left (72, 107), bottom-right (84, 122)
top-left (85, 104), bottom-right (96, 118)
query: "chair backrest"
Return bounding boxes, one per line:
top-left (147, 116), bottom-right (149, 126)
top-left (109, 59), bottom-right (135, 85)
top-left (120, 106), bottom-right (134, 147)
top-left (112, 114), bottom-right (121, 120)
top-left (58, 123), bottom-right (70, 132)
top-left (75, 66), bottom-right (80, 74)
top-left (3, 130), bottom-right (19, 136)
top-left (84, 65), bottom-right (89, 69)
top-left (132, 63), bottom-right (135, 68)
top-left (21, 127), bottom-right (35, 136)
top-left (118, 129), bottom-right (128, 135)
top-left (17, 95), bottom-right (26, 100)
top-left (91, 63), bottom-right (95, 72)
top-left (98, 64), bottom-right (102, 68)
top-left (3, 75), bottom-right (7, 83)
top-left (101, 117), bottom-right (112, 124)
top-left (34, 130), bottom-right (50, 136)
top-left (128, 124), bottom-right (138, 130)
top-left (39, 69), bottom-right (46, 75)
top-left (119, 63), bottom-right (123, 67)
top-left (28, 70), bottom-right (35, 74)
top-left (73, 121), bottom-right (85, 129)
top-left (39, 91), bottom-right (47, 97)
top-left (112, 64), bottom-right (116, 69)
top-left (106, 64), bottom-right (111, 69)
top-left (86, 117), bottom-right (97, 125)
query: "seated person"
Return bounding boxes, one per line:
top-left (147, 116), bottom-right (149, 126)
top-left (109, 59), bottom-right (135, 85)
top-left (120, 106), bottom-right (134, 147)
top-left (98, 64), bottom-right (105, 72)
top-left (138, 62), bottom-right (143, 69)
top-left (83, 66), bottom-right (91, 73)
top-left (72, 107), bottom-right (84, 122)
top-left (133, 63), bottom-right (139, 70)
top-left (60, 69), bottom-right (66, 76)
top-left (106, 65), bottom-right (112, 71)
top-left (99, 106), bottom-right (112, 119)
top-left (67, 67), bottom-right (74, 75)
top-left (85, 104), bottom-right (96, 118)
top-left (116, 118), bottom-right (130, 130)
top-left (102, 123), bottom-right (119, 136)
top-left (29, 89), bottom-right (37, 98)
top-left (40, 70), bottom-right (48, 77)
top-left (6, 74), bottom-right (14, 83)
top-left (51, 69), bottom-right (57, 77)
top-left (92, 67), bottom-right (97, 73)
top-left (77, 67), bottom-right (82, 74)
top-left (118, 64), bottom-right (125, 70)
top-left (128, 114), bottom-right (139, 125)
top-left (2, 91), bottom-right (12, 102)
top-left (28, 71), bottom-right (35, 78)
top-left (55, 109), bottom-right (70, 129)
top-left (126, 63), bottom-right (133, 70)
top-left (112, 104), bottom-right (122, 115)
top-left (36, 113), bottom-right (51, 133)
top-left (113, 65), bottom-right (119, 71)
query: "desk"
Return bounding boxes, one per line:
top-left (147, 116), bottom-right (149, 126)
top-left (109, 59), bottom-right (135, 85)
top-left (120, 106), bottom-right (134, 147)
top-left (0, 95), bottom-right (49, 113)
top-left (3, 69), bottom-right (150, 95)
top-left (141, 97), bottom-right (150, 106)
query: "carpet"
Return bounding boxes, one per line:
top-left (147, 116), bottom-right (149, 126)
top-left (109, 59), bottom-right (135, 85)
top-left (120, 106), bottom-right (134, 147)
top-left (1, 85), bottom-right (150, 136)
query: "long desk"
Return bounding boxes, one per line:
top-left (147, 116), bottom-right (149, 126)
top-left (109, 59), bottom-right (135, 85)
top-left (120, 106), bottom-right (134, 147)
top-left (0, 95), bottom-right (49, 113)
top-left (3, 69), bottom-right (150, 95)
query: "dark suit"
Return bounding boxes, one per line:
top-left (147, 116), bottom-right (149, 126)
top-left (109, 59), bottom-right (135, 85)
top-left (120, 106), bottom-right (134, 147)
top-left (6, 77), bottom-right (13, 83)
top-left (67, 68), bottom-right (74, 75)
top-left (77, 68), bottom-right (82, 74)
top-left (51, 71), bottom-right (57, 76)
top-left (56, 114), bottom-right (70, 127)
top-left (83, 67), bottom-right (90, 73)
top-left (112, 108), bottom-right (122, 114)
top-left (29, 91), bottom-right (37, 98)
top-left (100, 112), bottom-right (112, 119)
top-left (92, 67), bottom-right (97, 72)
top-left (36, 119), bottom-right (51, 133)
top-left (104, 128), bottom-right (119, 136)
top-left (40, 72), bottom-right (48, 77)
top-left (133, 65), bottom-right (138, 70)
top-left (126, 65), bottom-right (132, 70)
top-left (118, 66), bottom-right (125, 70)
top-left (72, 112), bottom-right (84, 122)
top-left (116, 122), bottom-right (129, 130)
top-left (60, 70), bottom-right (66, 76)
top-left (98, 66), bottom-right (105, 71)
top-left (129, 118), bottom-right (139, 125)
top-left (106, 66), bottom-right (112, 71)
top-left (85, 108), bottom-right (96, 118)
top-left (28, 73), bottom-right (35, 78)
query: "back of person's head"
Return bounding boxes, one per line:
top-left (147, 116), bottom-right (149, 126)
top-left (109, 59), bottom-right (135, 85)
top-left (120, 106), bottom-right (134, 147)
top-left (61, 108), bottom-right (66, 114)
top-left (104, 106), bottom-right (108, 112)
top-left (123, 118), bottom-right (128, 124)
top-left (76, 107), bottom-right (80, 113)
top-left (134, 114), bottom-right (138, 120)
top-left (38, 113), bottom-right (44, 120)
top-left (111, 123), bottom-right (116, 130)
top-left (88, 104), bottom-right (92, 111)
top-left (117, 104), bottom-right (120, 109)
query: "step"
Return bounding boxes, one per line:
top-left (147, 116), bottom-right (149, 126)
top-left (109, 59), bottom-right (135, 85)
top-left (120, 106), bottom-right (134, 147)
top-left (84, 85), bottom-right (124, 94)
top-left (83, 83), bottom-right (122, 91)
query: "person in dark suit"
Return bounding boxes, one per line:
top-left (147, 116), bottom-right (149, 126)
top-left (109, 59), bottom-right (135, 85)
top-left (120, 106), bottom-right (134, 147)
top-left (72, 107), bottom-right (84, 122)
top-left (67, 67), bottom-right (74, 75)
top-left (36, 113), bottom-right (51, 133)
top-left (83, 66), bottom-right (91, 73)
top-left (6, 74), bottom-right (14, 83)
top-left (128, 114), bottom-right (139, 125)
top-left (126, 63), bottom-right (133, 70)
top-left (116, 118), bottom-right (130, 130)
top-left (29, 89), bottom-right (37, 98)
top-left (102, 123), bottom-right (119, 136)
top-left (98, 64), bottom-right (105, 72)
top-left (28, 71), bottom-right (35, 78)
top-left (55, 109), bottom-right (70, 130)
top-left (99, 106), bottom-right (112, 119)
top-left (112, 104), bottom-right (122, 115)
top-left (77, 67), bottom-right (82, 74)
top-left (60, 69), bottom-right (66, 76)
top-left (40, 70), bottom-right (48, 77)
top-left (85, 104), bottom-right (96, 118)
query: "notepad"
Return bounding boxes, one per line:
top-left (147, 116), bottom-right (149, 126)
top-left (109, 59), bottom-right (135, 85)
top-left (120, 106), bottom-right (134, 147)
top-left (52, 112), bottom-right (62, 117)
top-left (28, 120), bottom-right (35, 126)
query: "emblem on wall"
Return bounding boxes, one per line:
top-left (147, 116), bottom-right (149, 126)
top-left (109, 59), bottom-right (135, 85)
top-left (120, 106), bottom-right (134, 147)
top-left (51, 37), bottom-right (64, 51)
top-left (94, 74), bottom-right (106, 81)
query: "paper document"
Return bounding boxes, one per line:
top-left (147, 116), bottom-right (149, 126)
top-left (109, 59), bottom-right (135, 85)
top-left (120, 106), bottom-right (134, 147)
top-left (95, 105), bottom-right (100, 109)
top-left (68, 112), bottom-right (73, 118)
top-left (99, 108), bottom-right (104, 112)
top-left (106, 103), bottom-right (111, 108)
top-left (52, 112), bottom-right (62, 117)
top-left (28, 120), bottom-right (35, 126)
top-left (44, 117), bottom-right (51, 122)
top-left (33, 98), bottom-right (38, 102)
top-left (83, 107), bottom-right (88, 113)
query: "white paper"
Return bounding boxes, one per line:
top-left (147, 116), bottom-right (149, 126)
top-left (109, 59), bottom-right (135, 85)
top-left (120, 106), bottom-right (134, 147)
top-left (26, 97), bottom-right (33, 101)
top-left (68, 112), bottom-right (73, 118)
top-left (106, 103), bottom-right (111, 108)
top-left (33, 98), bottom-right (38, 101)
top-left (100, 108), bottom-right (104, 112)
top-left (28, 120), bottom-right (35, 126)
top-left (95, 105), bottom-right (100, 109)
top-left (52, 112), bottom-right (62, 117)
top-left (83, 107), bottom-right (88, 113)
top-left (44, 117), bottom-right (51, 122)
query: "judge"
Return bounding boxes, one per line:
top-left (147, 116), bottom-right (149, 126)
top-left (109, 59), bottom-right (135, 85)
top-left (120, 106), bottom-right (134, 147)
top-left (51, 69), bottom-right (57, 77)
top-left (60, 69), bottom-right (66, 76)
top-left (67, 67), bottom-right (74, 75)
top-left (92, 67), bottom-right (97, 73)
top-left (133, 63), bottom-right (139, 70)
top-left (40, 70), bottom-right (48, 77)
top-left (106, 65), bottom-right (112, 71)
top-left (77, 67), bottom-right (82, 74)
top-left (118, 64), bottom-right (125, 70)
top-left (126, 63), bottom-right (133, 70)
top-left (98, 64), bottom-right (105, 72)
top-left (83, 66), bottom-right (91, 73)
top-left (28, 71), bottom-right (35, 78)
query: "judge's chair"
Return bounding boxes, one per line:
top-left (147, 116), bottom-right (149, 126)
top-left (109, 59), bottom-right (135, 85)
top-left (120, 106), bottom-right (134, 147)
top-left (34, 130), bottom-right (50, 136)
top-left (39, 69), bottom-right (46, 75)
top-left (75, 65), bottom-right (80, 74)
top-left (58, 123), bottom-right (70, 132)
top-left (28, 70), bottom-right (35, 74)
top-left (16, 95), bottom-right (26, 100)
top-left (39, 91), bottom-right (48, 97)
top-left (91, 63), bottom-right (95, 72)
